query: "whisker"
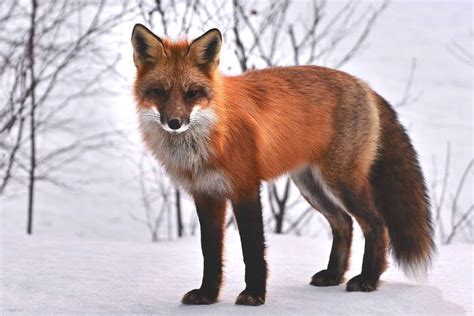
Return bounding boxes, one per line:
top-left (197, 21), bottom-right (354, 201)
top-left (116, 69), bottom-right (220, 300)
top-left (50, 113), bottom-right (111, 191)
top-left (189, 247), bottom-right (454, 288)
top-left (141, 114), bottom-right (161, 120)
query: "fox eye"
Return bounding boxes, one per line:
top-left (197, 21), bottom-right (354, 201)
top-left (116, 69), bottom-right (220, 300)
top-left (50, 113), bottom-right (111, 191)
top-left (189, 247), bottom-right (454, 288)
top-left (185, 88), bottom-right (201, 99)
top-left (149, 88), bottom-right (166, 97)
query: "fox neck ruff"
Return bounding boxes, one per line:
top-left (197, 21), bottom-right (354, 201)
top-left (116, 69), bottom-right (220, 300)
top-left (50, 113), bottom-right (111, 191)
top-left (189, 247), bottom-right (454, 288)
top-left (138, 106), bottom-right (231, 196)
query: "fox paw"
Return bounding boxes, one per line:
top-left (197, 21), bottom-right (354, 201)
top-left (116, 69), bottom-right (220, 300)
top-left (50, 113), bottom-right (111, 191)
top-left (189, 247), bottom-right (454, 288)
top-left (346, 275), bottom-right (378, 292)
top-left (181, 289), bottom-right (217, 305)
top-left (310, 269), bottom-right (342, 286)
top-left (235, 290), bottom-right (265, 306)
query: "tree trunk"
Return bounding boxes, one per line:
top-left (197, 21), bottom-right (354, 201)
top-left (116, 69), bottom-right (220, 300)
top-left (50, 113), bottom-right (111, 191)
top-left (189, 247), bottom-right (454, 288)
top-left (26, 0), bottom-right (37, 235)
top-left (274, 203), bottom-right (285, 234)
top-left (175, 187), bottom-right (183, 237)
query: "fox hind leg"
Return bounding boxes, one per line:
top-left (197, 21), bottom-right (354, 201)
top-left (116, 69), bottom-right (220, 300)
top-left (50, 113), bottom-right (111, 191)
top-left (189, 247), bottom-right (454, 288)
top-left (291, 166), bottom-right (353, 286)
top-left (340, 183), bottom-right (388, 292)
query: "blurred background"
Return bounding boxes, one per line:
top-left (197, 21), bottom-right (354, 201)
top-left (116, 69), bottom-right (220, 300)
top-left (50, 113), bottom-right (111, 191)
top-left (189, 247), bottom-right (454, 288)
top-left (1, 0), bottom-right (472, 245)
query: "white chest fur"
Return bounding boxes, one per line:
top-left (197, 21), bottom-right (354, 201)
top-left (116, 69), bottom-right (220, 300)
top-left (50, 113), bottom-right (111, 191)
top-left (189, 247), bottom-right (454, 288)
top-left (138, 107), bottom-right (231, 196)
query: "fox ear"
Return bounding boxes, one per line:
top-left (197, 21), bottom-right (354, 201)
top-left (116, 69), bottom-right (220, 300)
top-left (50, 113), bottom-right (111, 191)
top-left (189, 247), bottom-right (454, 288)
top-left (131, 24), bottom-right (165, 69)
top-left (188, 28), bottom-right (222, 70)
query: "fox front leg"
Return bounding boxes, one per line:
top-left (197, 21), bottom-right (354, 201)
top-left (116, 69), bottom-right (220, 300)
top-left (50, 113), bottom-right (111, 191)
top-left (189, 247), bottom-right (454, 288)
top-left (232, 186), bottom-right (267, 306)
top-left (181, 194), bottom-right (226, 305)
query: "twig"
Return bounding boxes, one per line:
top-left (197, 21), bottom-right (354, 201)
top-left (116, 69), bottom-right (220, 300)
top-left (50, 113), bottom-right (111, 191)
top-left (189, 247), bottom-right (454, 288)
top-left (445, 205), bottom-right (473, 244)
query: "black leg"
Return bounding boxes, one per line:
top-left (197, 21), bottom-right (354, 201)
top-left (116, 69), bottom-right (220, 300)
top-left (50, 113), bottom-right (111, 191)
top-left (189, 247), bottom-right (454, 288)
top-left (291, 167), bottom-right (353, 286)
top-left (311, 212), bottom-right (353, 286)
top-left (340, 185), bottom-right (387, 292)
top-left (182, 194), bottom-right (226, 305)
top-left (232, 187), bottom-right (267, 306)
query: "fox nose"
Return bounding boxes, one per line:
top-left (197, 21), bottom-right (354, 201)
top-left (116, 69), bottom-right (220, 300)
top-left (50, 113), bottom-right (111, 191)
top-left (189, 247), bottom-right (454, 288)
top-left (167, 118), bottom-right (182, 130)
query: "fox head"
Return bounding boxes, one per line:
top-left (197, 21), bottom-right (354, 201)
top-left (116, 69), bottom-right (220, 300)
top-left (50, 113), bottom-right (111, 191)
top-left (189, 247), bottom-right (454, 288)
top-left (131, 24), bottom-right (222, 134)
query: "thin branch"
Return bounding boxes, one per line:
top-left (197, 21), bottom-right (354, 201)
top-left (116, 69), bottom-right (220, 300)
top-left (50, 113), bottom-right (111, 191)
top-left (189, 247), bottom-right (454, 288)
top-left (445, 205), bottom-right (473, 244)
top-left (451, 158), bottom-right (474, 228)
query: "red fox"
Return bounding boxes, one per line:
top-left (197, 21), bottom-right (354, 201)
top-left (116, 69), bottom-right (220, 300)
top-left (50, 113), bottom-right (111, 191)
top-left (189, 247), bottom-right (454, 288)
top-left (131, 24), bottom-right (435, 306)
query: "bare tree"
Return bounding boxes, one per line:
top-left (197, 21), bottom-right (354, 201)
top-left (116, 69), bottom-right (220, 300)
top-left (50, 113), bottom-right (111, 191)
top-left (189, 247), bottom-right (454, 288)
top-left (131, 151), bottom-right (174, 242)
top-left (267, 178), bottom-right (303, 233)
top-left (431, 143), bottom-right (473, 244)
top-left (0, 0), bottom-right (133, 234)
top-left (430, 37), bottom-right (474, 244)
top-left (26, 0), bottom-right (38, 234)
top-left (230, 0), bottom-right (389, 70)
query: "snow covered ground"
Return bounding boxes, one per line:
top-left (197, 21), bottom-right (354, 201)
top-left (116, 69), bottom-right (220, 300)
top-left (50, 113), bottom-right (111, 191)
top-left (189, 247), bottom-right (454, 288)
top-left (1, 231), bottom-right (472, 314)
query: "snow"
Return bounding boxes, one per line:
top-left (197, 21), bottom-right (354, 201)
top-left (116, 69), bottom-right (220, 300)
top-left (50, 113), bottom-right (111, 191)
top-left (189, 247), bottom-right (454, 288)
top-left (1, 231), bottom-right (471, 314)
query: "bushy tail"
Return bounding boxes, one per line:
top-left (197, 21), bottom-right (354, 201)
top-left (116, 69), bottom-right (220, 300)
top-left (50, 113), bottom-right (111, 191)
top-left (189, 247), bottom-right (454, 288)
top-left (370, 96), bottom-right (435, 279)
